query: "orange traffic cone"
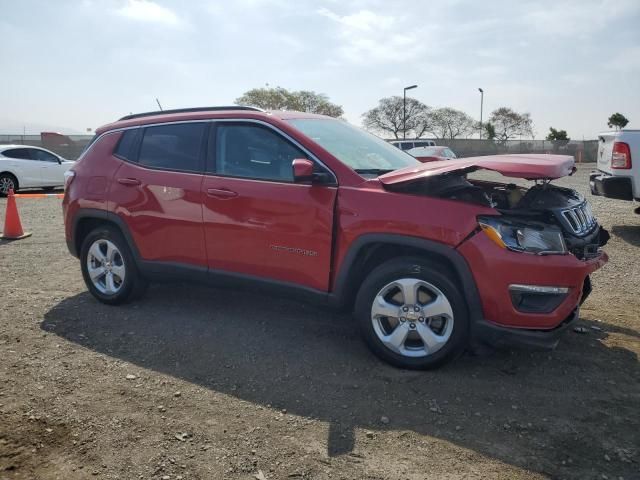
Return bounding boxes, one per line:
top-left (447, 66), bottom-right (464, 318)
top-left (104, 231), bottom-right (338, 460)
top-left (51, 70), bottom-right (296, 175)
top-left (1, 189), bottom-right (32, 240)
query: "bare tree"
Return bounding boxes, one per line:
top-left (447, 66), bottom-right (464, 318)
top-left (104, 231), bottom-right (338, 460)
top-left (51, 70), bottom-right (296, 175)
top-left (488, 107), bottom-right (534, 144)
top-left (429, 108), bottom-right (477, 139)
top-left (362, 96), bottom-right (431, 139)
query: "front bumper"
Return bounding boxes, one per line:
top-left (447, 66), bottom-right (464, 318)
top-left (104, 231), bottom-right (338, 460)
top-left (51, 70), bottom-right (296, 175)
top-left (457, 230), bottom-right (606, 332)
top-left (472, 276), bottom-right (592, 349)
top-left (590, 171), bottom-right (634, 201)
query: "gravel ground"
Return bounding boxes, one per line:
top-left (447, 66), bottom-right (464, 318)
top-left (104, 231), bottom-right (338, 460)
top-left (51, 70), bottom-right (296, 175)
top-left (0, 164), bottom-right (638, 480)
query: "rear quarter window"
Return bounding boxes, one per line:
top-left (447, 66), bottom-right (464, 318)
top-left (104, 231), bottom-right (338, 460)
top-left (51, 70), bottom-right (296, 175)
top-left (1, 148), bottom-right (33, 160)
top-left (113, 129), bottom-right (140, 161)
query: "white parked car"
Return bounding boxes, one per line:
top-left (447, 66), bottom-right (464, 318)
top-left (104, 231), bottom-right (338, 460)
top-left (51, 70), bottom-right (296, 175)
top-left (389, 139), bottom-right (436, 151)
top-left (0, 145), bottom-right (74, 195)
top-left (590, 130), bottom-right (639, 211)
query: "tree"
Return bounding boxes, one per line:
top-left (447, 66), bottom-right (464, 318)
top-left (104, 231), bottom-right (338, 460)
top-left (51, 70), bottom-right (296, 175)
top-left (235, 87), bottom-right (343, 117)
top-left (429, 108), bottom-right (477, 139)
top-left (487, 107), bottom-right (534, 144)
top-left (484, 122), bottom-right (496, 140)
top-left (362, 96), bottom-right (431, 139)
top-left (546, 127), bottom-right (570, 152)
top-left (607, 112), bottom-right (629, 130)
top-left (546, 127), bottom-right (569, 141)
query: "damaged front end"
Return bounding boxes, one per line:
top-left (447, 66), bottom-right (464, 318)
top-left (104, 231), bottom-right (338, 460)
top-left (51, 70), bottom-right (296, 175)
top-left (380, 155), bottom-right (609, 260)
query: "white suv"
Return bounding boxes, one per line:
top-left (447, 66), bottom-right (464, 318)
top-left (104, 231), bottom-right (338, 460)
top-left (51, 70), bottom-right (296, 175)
top-left (389, 139), bottom-right (436, 151)
top-left (590, 130), bottom-right (640, 211)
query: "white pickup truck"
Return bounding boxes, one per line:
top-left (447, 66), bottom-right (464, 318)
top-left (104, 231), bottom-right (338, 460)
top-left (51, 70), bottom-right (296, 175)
top-left (590, 130), bottom-right (639, 211)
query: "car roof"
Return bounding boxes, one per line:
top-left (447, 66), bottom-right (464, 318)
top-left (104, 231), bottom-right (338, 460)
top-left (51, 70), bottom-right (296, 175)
top-left (0, 145), bottom-right (60, 155)
top-left (1, 144), bottom-right (48, 151)
top-left (96, 107), bottom-right (332, 135)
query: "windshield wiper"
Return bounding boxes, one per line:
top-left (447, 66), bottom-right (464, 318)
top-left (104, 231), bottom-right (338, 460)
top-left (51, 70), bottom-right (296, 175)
top-left (354, 168), bottom-right (395, 175)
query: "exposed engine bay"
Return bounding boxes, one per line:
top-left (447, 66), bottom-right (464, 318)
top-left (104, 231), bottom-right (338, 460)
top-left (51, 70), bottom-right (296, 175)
top-left (389, 172), bottom-right (610, 259)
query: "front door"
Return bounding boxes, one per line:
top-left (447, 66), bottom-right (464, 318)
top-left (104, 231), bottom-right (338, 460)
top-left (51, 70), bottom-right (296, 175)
top-left (201, 122), bottom-right (337, 291)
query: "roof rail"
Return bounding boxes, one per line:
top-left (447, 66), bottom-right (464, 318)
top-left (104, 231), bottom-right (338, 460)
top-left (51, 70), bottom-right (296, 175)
top-left (118, 105), bottom-right (265, 121)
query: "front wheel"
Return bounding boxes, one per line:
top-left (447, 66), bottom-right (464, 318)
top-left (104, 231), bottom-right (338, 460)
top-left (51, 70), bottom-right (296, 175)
top-left (80, 226), bottom-right (147, 305)
top-left (354, 257), bottom-right (469, 369)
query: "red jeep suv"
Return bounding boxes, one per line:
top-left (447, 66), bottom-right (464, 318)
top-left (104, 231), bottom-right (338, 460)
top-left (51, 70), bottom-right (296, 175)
top-left (62, 106), bottom-right (608, 369)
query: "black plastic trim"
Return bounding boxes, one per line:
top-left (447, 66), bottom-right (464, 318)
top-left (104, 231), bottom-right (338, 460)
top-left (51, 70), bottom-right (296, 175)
top-left (473, 307), bottom-right (580, 350)
top-left (509, 290), bottom-right (568, 314)
top-left (140, 262), bottom-right (328, 304)
top-left (590, 172), bottom-right (634, 201)
top-left (328, 233), bottom-right (484, 322)
top-left (69, 209), bottom-right (141, 259)
top-left (119, 106), bottom-right (263, 121)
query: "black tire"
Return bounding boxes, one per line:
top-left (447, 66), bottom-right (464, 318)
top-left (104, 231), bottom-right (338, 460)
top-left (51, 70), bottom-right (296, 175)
top-left (0, 173), bottom-right (19, 196)
top-left (42, 186), bottom-right (56, 192)
top-left (80, 225), bottom-right (148, 305)
top-left (354, 257), bottom-right (469, 370)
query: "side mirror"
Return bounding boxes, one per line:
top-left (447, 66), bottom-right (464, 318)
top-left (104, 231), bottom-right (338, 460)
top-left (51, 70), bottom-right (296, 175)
top-left (292, 158), bottom-right (314, 182)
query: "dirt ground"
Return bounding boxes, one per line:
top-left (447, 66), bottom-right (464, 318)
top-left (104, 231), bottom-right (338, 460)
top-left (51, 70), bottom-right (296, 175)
top-left (0, 164), bottom-right (638, 480)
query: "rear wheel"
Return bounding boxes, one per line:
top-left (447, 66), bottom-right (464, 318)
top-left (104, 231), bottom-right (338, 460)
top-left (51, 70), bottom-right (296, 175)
top-left (0, 173), bottom-right (18, 196)
top-left (355, 257), bottom-right (469, 369)
top-left (80, 226), bottom-right (148, 305)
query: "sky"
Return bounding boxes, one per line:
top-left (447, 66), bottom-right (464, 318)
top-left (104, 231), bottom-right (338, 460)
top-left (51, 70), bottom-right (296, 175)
top-left (1, 0), bottom-right (639, 138)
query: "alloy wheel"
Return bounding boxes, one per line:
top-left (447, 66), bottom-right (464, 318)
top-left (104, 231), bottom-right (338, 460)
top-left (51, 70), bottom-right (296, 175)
top-left (370, 278), bottom-right (454, 358)
top-left (86, 239), bottom-right (126, 295)
top-left (0, 176), bottom-right (15, 194)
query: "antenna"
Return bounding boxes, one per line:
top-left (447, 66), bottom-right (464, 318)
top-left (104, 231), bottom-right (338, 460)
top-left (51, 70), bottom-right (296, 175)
top-left (155, 98), bottom-right (163, 111)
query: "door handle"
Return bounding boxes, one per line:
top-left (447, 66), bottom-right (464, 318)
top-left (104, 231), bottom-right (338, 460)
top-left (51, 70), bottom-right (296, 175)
top-left (206, 187), bottom-right (238, 199)
top-left (117, 178), bottom-right (141, 186)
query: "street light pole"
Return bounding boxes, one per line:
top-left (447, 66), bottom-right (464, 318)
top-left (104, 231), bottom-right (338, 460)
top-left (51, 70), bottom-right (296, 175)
top-left (403, 84), bottom-right (418, 140)
top-left (478, 88), bottom-right (484, 139)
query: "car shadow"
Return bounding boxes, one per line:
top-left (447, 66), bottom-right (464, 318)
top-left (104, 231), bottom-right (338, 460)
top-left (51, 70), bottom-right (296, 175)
top-left (611, 225), bottom-right (640, 247)
top-left (42, 284), bottom-right (639, 478)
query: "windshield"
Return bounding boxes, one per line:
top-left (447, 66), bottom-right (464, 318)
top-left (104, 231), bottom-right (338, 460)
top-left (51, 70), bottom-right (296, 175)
top-left (287, 118), bottom-right (419, 173)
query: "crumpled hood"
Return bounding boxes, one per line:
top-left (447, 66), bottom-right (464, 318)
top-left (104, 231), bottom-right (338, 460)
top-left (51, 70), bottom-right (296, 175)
top-left (379, 154), bottom-right (576, 185)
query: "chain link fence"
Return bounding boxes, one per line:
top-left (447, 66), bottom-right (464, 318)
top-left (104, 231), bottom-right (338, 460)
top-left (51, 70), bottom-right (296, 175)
top-left (1, 133), bottom-right (599, 163)
top-left (0, 134), bottom-right (94, 160)
top-left (412, 138), bottom-right (598, 162)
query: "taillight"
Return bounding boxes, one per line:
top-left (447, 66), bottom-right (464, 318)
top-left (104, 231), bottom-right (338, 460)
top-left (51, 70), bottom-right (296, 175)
top-left (64, 170), bottom-right (76, 188)
top-left (611, 142), bottom-right (632, 169)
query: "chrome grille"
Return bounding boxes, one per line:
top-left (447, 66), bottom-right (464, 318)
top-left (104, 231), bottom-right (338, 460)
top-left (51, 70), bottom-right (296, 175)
top-left (561, 203), bottom-right (596, 236)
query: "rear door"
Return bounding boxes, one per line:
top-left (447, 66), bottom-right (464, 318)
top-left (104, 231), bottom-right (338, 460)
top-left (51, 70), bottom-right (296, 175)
top-left (201, 121), bottom-right (337, 291)
top-left (1, 148), bottom-right (42, 187)
top-left (110, 123), bottom-right (208, 267)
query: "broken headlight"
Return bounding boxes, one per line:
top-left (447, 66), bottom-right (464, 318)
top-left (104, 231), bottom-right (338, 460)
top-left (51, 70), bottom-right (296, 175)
top-left (478, 216), bottom-right (567, 255)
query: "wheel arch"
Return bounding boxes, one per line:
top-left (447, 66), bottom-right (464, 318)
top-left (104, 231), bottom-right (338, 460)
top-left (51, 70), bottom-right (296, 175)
top-left (71, 209), bottom-right (140, 261)
top-left (329, 234), bottom-right (483, 321)
top-left (0, 170), bottom-right (20, 189)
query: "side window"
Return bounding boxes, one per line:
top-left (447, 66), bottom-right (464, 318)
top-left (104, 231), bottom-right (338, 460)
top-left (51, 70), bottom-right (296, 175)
top-left (213, 124), bottom-right (307, 182)
top-left (30, 149), bottom-right (59, 162)
top-left (2, 148), bottom-right (33, 160)
top-left (138, 123), bottom-right (205, 172)
top-left (400, 143), bottom-right (413, 151)
top-left (414, 141), bottom-right (428, 148)
top-left (113, 129), bottom-right (140, 161)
